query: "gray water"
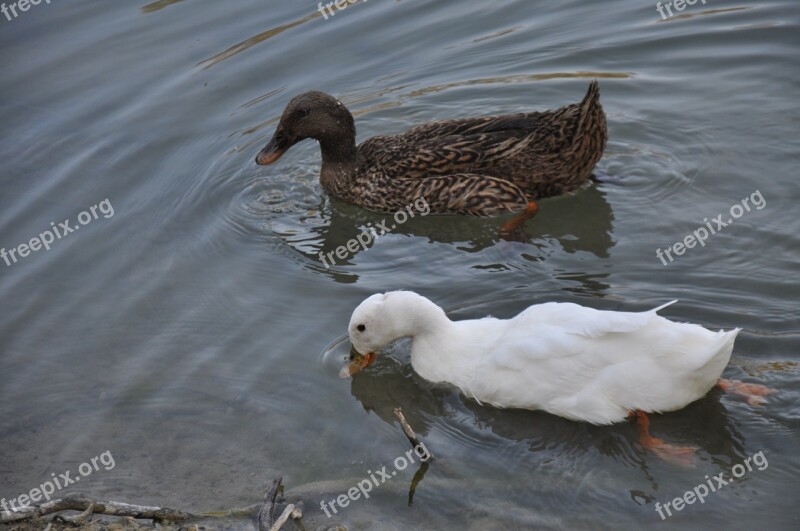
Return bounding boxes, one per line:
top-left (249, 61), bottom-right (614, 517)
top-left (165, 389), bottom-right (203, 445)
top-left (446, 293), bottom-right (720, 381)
top-left (1, 0), bottom-right (798, 529)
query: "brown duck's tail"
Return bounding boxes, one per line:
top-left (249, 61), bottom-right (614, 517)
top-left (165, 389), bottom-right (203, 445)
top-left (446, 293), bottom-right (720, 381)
top-left (580, 80), bottom-right (601, 110)
top-left (580, 79), bottom-right (600, 117)
top-left (575, 80), bottom-right (604, 139)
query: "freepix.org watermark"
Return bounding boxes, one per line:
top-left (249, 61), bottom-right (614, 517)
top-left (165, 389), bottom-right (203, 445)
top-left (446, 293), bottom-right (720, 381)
top-left (1, 198), bottom-right (114, 268)
top-left (656, 190), bottom-right (765, 266)
top-left (320, 442), bottom-right (431, 518)
top-left (654, 450), bottom-right (768, 520)
top-left (1, 450), bottom-right (115, 516)
top-left (656, 0), bottom-right (708, 21)
top-left (317, 0), bottom-right (368, 21)
top-left (319, 197), bottom-right (430, 269)
top-left (1, 0), bottom-right (52, 23)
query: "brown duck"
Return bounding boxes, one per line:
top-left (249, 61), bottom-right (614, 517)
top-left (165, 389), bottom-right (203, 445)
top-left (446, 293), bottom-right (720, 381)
top-left (256, 82), bottom-right (607, 232)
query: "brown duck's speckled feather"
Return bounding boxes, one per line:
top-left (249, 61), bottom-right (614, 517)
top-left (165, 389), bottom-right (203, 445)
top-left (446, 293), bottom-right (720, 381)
top-left (256, 82), bottom-right (607, 216)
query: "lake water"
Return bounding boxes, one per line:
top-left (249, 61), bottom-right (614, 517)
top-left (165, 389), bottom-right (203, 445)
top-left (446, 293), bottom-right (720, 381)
top-left (1, 0), bottom-right (798, 529)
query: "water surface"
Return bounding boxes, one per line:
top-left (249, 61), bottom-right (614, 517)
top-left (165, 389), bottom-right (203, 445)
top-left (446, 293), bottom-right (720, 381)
top-left (1, 0), bottom-right (798, 529)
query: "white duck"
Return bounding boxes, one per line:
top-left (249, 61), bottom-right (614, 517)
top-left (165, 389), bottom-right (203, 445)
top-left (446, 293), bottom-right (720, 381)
top-left (343, 291), bottom-right (776, 464)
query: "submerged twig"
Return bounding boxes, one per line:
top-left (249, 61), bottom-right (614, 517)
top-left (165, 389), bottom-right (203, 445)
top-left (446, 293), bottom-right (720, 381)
top-left (60, 502), bottom-right (93, 524)
top-left (270, 503), bottom-right (295, 531)
top-left (257, 477), bottom-right (283, 531)
top-left (200, 503), bottom-right (262, 518)
top-left (1, 478), bottom-right (304, 529)
top-left (393, 406), bottom-right (434, 506)
top-left (408, 461), bottom-right (430, 507)
top-left (393, 407), bottom-right (433, 462)
top-left (0, 496), bottom-right (194, 524)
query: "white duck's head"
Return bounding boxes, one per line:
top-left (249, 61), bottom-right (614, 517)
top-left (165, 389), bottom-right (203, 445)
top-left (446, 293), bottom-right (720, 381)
top-left (340, 291), bottom-right (448, 378)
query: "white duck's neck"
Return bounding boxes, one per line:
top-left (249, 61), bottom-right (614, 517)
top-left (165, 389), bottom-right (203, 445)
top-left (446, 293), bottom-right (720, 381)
top-left (383, 292), bottom-right (459, 383)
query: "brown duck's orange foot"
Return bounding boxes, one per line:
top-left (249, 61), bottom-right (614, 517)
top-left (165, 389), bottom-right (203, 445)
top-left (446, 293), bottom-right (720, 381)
top-left (717, 379), bottom-right (778, 406)
top-left (499, 202), bottom-right (539, 241)
top-left (628, 410), bottom-right (698, 467)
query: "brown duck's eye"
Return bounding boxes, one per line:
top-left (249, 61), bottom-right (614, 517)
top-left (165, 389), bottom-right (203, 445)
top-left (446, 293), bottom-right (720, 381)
top-left (357, 324), bottom-right (366, 332)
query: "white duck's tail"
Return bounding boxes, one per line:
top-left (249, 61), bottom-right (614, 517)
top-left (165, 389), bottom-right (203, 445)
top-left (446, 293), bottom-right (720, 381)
top-left (652, 300), bottom-right (678, 313)
top-left (717, 327), bottom-right (740, 358)
top-left (697, 327), bottom-right (740, 377)
top-left (649, 300), bottom-right (739, 378)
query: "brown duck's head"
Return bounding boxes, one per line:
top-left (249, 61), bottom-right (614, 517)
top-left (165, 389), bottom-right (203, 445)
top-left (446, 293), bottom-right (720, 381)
top-left (255, 91), bottom-right (356, 165)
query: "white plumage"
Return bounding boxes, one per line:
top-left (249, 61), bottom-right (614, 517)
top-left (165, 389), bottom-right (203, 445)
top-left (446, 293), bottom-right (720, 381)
top-left (347, 291), bottom-right (739, 425)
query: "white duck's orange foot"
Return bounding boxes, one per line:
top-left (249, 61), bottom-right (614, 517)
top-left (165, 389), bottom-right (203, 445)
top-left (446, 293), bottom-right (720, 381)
top-left (648, 440), bottom-right (699, 467)
top-left (717, 379), bottom-right (778, 406)
top-left (628, 410), bottom-right (698, 467)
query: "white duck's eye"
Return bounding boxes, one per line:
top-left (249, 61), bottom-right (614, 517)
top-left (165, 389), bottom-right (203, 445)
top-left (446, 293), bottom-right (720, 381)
top-left (357, 324), bottom-right (366, 332)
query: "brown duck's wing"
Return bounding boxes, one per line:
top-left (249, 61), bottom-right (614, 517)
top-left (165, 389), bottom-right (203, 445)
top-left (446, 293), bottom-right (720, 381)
top-left (360, 130), bottom-right (538, 180)
top-left (401, 107), bottom-right (589, 149)
top-left (402, 112), bottom-right (542, 141)
top-left (358, 100), bottom-right (594, 177)
top-left (394, 173), bottom-right (529, 216)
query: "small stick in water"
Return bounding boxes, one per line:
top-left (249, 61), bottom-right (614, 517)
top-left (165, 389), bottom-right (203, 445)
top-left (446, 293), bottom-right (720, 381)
top-left (257, 477), bottom-right (283, 531)
top-left (270, 503), bottom-right (295, 531)
top-left (393, 407), bottom-right (433, 462)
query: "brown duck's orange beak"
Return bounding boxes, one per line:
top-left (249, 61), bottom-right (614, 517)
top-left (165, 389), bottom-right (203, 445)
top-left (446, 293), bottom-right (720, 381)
top-left (255, 137), bottom-right (285, 165)
top-left (339, 350), bottom-right (376, 378)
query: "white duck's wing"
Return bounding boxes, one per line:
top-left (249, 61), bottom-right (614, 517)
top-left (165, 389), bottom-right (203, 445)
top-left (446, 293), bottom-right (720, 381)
top-left (516, 300), bottom-right (675, 339)
top-left (466, 302), bottom-right (735, 424)
top-left (485, 301), bottom-right (674, 368)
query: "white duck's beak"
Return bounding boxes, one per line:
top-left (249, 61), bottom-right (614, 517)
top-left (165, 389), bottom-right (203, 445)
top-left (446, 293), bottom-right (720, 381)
top-left (339, 349), bottom-right (376, 378)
